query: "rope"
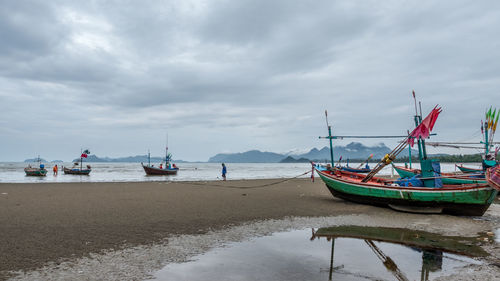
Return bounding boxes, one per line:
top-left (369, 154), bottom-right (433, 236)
top-left (174, 170), bottom-right (312, 189)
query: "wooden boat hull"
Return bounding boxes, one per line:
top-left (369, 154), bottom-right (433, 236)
top-left (316, 169), bottom-right (497, 216)
top-left (456, 164), bottom-right (483, 174)
top-left (393, 165), bottom-right (486, 185)
top-left (486, 166), bottom-right (500, 191)
top-left (63, 167), bottom-right (91, 175)
top-left (340, 166), bottom-right (371, 173)
top-left (24, 168), bottom-right (47, 177)
top-left (142, 164), bottom-right (178, 175)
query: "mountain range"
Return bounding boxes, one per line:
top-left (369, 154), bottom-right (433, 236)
top-left (208, 142), bottom-right (418, 163)
top-left (24, 142), bottom-right (420, 163)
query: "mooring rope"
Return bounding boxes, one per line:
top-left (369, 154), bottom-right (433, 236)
top-left (174, 170), bottom-right (312, 189)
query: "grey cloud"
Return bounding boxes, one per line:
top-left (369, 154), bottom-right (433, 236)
top-left (1, 1), bottom-right (499, 161)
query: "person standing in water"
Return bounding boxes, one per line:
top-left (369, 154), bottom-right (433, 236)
top-left (221, 163), bottom-right (227, 181)
top-left (53, 165), bottom-right (58, 176)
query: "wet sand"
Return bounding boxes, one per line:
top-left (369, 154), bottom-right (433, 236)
top-left (1, 179), bottom-right (498, 280)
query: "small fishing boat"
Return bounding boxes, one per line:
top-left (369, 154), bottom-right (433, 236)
top-left (63, 165), bottom-right (91, 175)
top-left (24, 158), bottom-right (48, 176)
top-left (63, 149), bottom-right (92, 175)
top-left (339, 166), bottom-right (371, 173)
top-left (456, 164), bottom-right (483, 174)
top-left (316, 167), bottom-right (497, 216)
top-left (141, 146), bottom-right (179, 176)
top-left (393, 165), bottom-right (486, 185)
top-left (339, 154), bottom-right (373, 173)
top-left (24, 156), bottom-right (48, 176)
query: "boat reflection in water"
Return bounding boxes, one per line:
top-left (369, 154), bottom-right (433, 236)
top-left (311, 226), bottom-right (490, 281)
top-left (153, 224), bottom-right (490, 281)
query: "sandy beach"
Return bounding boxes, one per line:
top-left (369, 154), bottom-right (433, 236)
top-left (1, 178), bottom-right (499, 280)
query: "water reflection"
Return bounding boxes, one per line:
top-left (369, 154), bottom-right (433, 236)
top-left (153, 226), bottom-right (490, 281)
top-left (311, 226), bottom-right (491, 281)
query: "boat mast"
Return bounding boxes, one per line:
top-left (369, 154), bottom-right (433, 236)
top-left (325, 110), bottom-right (335, 166)
top-left (165, 133), bottom-right (169, 165)
top-left (148, 149), bottom-right (151, 166)
top-left (80, 148), bottom-right (83, 171)
top-left (413, 92), bottom-right (425, 163)
top-left (407, 130), bottom-right (412, 168)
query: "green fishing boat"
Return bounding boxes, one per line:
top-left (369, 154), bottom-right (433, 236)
top-left (392, 165), bottom-right (486, 185)
top-left (316, 168), bottom-right (496, 216)
top-left (456, 164), bottom-right (483, 174)
top-left (24, 156), bottom-right (48, 177)
top-left (315, 94), bottom-right (497, 216)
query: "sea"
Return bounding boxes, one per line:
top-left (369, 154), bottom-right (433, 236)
top-left (0, 162), bottom-right (477, 183)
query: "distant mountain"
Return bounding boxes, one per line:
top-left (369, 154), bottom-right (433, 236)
top-left (72, 154), bottom-right (187, 163)
top-left (208, 150), bottom-right (285, 163)
top-left (300, 142), bottom-right (393, 162)
top-left (279, 156), bottom-right (311, 163)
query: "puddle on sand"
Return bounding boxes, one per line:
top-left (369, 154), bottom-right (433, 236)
top-left (152, 226), bottom-right (491, 281)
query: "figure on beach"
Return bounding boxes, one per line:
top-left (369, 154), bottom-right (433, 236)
top-left (221, 163), bottom-right (227, 181)
top-left (159, 163), bottom-right (163, 169)
top-left (53, 165), bottom-right (58, 176)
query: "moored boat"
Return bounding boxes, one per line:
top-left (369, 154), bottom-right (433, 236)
top-left (393, 165), bottom-right (486, 185)
top-left (315, 94), bottom-right (497, 216)
top-left (24, 156), bottom-right (47, 176)
top-left (339, 166), bottom-right (371, 173)
top-left (24, 165), bottom-right (48, 176)
top-left (142, 164), bottom-right (178, 175)
top-left (63, 166), bottom-right (91, 175)
top-left (316, 167), bottom-right (497, 216)
top-left (141, 143), bottom-right (179, 176)
top-left (64, 149), bottom-right (92, 175)
top-left (456, 164), bottom-right (483, 174)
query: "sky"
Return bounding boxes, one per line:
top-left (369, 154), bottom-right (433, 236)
top-left (1, 0), bottom-right (499, 162)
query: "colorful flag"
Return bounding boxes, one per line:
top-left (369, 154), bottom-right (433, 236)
top-left (81, 153), bottom-right (88, 158)
top-left (407, 106), bottom-right (442, 147)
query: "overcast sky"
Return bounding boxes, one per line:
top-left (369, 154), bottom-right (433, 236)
top-left (1, 0), bottom-right (499, 162)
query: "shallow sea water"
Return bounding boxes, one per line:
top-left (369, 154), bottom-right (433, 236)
top-left (0, 162), bottom-right (467, 183)
top-left (152, 227), bottom-right (485, 281)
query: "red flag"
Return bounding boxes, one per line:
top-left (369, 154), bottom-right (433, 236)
top-left (408, 106), bottom-right (442, 147)
top-left (81, 153), bottom-right (88, 158)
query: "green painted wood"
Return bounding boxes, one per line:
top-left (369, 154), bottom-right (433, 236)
top-left (317, 170), bottom-right (497, 205)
